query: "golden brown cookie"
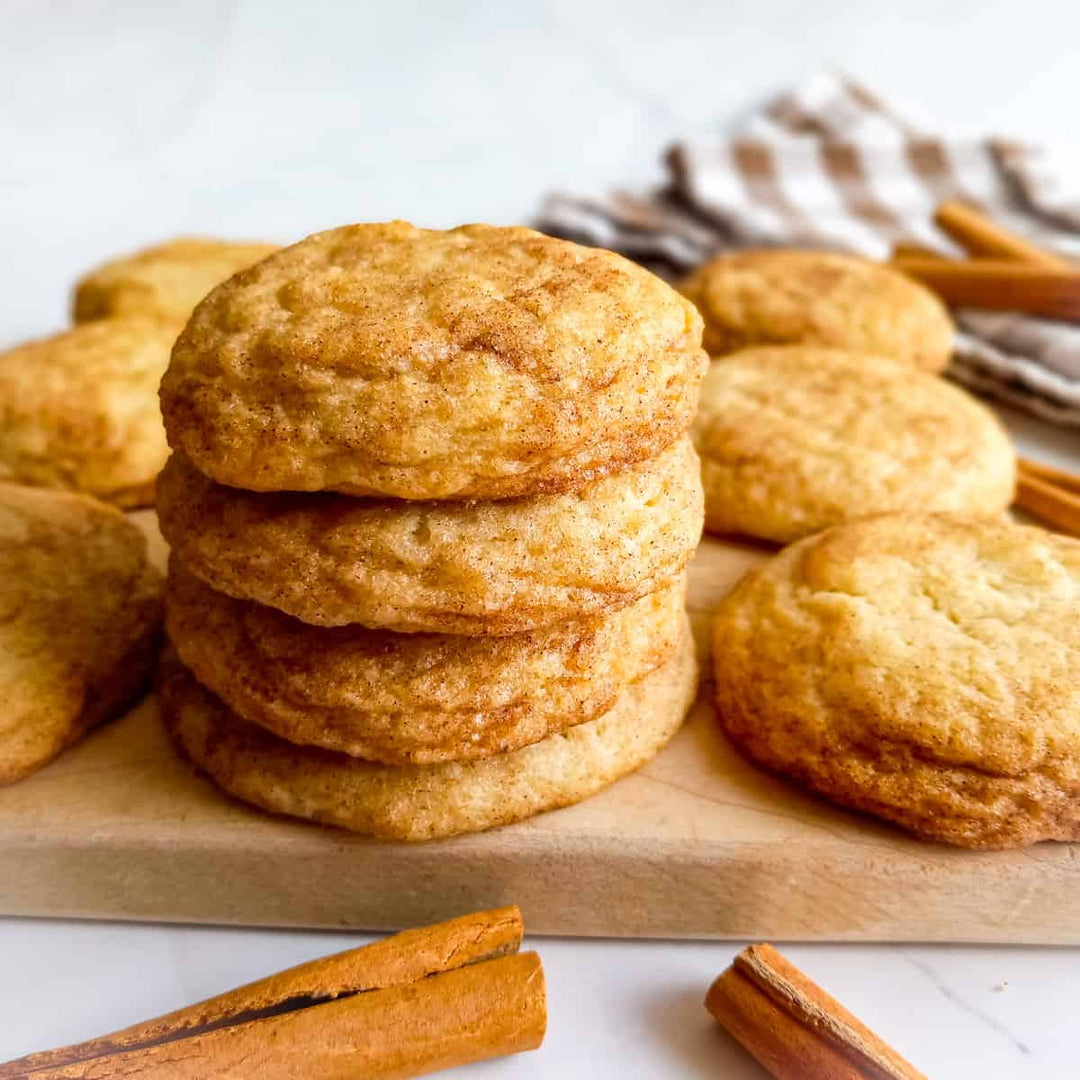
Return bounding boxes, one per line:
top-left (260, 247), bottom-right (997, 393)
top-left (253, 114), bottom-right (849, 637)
top-left (165, 559), bottom-right (686, 763)
top-left (0, 317), bottom-right (181, 508)
top-left (157, 438), bottom-right (703, 634)
top-left (73, 237), bottom-right (279, 323)
top-left (0, 483), bottom-right (162, 785)
top-left (679, 249), bottom-right (953, 371)
top-left (160, 622), bottom-right (698, 840)
top-left (159, 221), bottom-right (707, 499)
top-left (711, 513), bottom-right (1080, 849)
top-left (693, 346), bottom-right (1016, 542)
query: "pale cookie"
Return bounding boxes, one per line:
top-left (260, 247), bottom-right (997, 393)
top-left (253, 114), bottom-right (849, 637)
top-left (160, 221), bottom-right (707, 499)
top-left (693, 346), bottom-right (1015, 542)
top-left (157, 438), bottom-right (703, 634)
top-left (73, 237), bottom-right (279, 323)
top-left (679, 249), bottom-right (953, 371)
top-left (165, 559), bottom-right (685, 763)
top-left (0, 317), bottom-right (181, 508)
top-left (160, 622), bottom-right (698, 841)
top-left (0, 484), bottom-right (162, 785)
top-left (712, 513), bottom-right (1080, 849)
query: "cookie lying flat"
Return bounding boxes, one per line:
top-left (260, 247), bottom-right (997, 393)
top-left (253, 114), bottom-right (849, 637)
top-left (73, 237), bottom-right (279, 323)
top-left (679, 249), bottom-right (953, 372)
top-left (712, 513), bottom-right (1080, 849)
top-left (0, 484), bottom-right (162, 785)
top-left (161, 623), bottom-right (698, 841)
top-left (693, 346), bottom-right (1016, 542)
top-left (0, 317), bottom-right (180, 508)
top-left (160, 221), bottom-right (707, 499)
top-left (157, 438), bottom-right (703, 634)
top-left (165, 560), bottom-right (685, 763)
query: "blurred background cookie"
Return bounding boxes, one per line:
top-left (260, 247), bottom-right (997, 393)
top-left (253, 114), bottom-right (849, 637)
top-left (0, 484), bottom-right (162, 785)
top-left (712, 513), bottom-right (1080, 849)
top-left (159, 622), bottom-right (697, 841)
top-left (160, 221), bottom-right (707, 499)
top-left (165, 560), bottom-right (686, 764)
top-left (693, 346), bottom-right (1016, 542)
top-left (679, 249), bottom-right (953, 372)
top-left (156, 438), bottom-right (703, 634)
top-left (73, 237), bottom-right (279, 323)
top-left (0, 316), bottom-right (181, 507)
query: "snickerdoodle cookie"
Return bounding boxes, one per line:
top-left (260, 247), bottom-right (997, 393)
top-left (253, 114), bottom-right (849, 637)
top-left (160, 622), bottom-right (698, 840)
top-left (73, 237), bottom-right (279, 323)
top-left (157, 438), bottom-right (703, 634)
top-left (693, 347), bottom-right (1015, 542)
top-left (679, 249), bottom-right (953, 371)
top-left (159, 221), bottom-right (707, 499)
top-left (165, 560), bottom-right (685, 763)
top-left (0, 484), bottom-right (162, 785)
top-left (712, 513), bottom-right (1080, 849)
top-left (0, 316), bottom-right (181, 507)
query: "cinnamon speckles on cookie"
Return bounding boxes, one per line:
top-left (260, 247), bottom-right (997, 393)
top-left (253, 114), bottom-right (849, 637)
top-left (156, 438), bottom-right (703, 634)
top-left (712, 513), bottom-right (1080, 848)
top-left (0, 484), bottom-right (162, 785)
top-left (693, 346), bottom-right (1015, 542)
top-left (73, 237), bottom-right (279, 323)
top-left (160, 222), bottom-right (707, 499)
top-left (680, 249), bottom-right (953, 371)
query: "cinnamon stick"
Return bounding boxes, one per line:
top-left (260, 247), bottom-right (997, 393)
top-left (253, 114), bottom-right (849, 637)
top-left (890, 255), bottom-right (1080, 320)
top-left (1015, 471), bottom-right (1080, 536)
top-left (0, 907), bottom-right (544, 1079)
top-left (890, 241), bottom-right (948, 261)
top-left (1019, 456), bottom-right (1080, 496)
top-left (933, 200), bottom-right (1074, 269)
top-left (8, 953), bottom-right (545, 1080)
top-left (706, 944), bottom-right (925, 1080)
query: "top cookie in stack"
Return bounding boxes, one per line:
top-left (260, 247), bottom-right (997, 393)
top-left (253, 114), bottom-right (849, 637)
top-left (161, 221), bottom-right (704, 500)
top-left (157, 222), bottom-right (707, 840)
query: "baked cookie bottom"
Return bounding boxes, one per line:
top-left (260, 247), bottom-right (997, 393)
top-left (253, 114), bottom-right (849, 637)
top-left (160, 622), bottom-right (698, 841)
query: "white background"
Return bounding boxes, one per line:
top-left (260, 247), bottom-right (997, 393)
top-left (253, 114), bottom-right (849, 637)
top-left (2, 1), bottom-right (1079, 1075)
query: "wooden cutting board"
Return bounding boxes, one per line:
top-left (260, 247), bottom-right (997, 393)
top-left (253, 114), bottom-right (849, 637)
top-left (2, 518), bottom-right (1078, 943)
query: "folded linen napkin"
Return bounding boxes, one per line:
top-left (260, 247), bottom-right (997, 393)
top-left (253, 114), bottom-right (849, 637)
top-left (538, 73), bottom-right (1080, 426)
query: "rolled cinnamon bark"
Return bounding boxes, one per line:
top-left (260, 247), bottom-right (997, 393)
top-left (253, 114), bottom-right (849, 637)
top-left (0, 907), bottom-right (531, 1078)
top-left (8, 952), bottom-right (545, 1080)
top-left (706, 944), bottom-right (925, 1080)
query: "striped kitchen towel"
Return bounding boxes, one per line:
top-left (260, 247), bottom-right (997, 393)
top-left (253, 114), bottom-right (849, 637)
top-left (538, 73), bottom-right (1080, 426)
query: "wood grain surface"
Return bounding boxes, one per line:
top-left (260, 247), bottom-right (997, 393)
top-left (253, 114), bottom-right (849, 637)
top-left (1, 516), bottom-right (1078, 942)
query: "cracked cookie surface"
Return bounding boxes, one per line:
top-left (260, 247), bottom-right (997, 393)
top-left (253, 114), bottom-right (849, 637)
top-left (160, 221), bottom-right (707, 499)
top-left (157, 438), bottom-right (703, 634)
top-left (160, 624), bottom-right (698, 841)
top-left (165, 560), bottom-right (686, 764)
top-left (693, 346), bottom-right (1015, 542)
top-left (712, 513), bottom-right (1080, 848)
top-left (680, 249), bottom-right (953, 371)
top-left (0, 484), bottom-right (162, 784)
top-left (73, 237), bottom-right (279, 323)
top-left (0, 316), bottom-right (182, 508)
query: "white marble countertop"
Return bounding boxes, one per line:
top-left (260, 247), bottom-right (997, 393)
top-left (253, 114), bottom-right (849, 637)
top-left (2, 2), bottom-right (1078, 1075)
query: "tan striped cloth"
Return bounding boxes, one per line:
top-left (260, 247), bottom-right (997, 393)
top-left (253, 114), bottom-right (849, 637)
top-left (538, 73), bottom-right (1080, 425)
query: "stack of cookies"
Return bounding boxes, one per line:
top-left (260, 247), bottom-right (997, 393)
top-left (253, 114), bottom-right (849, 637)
top-left (156, 222), bottom-right (707, 841)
